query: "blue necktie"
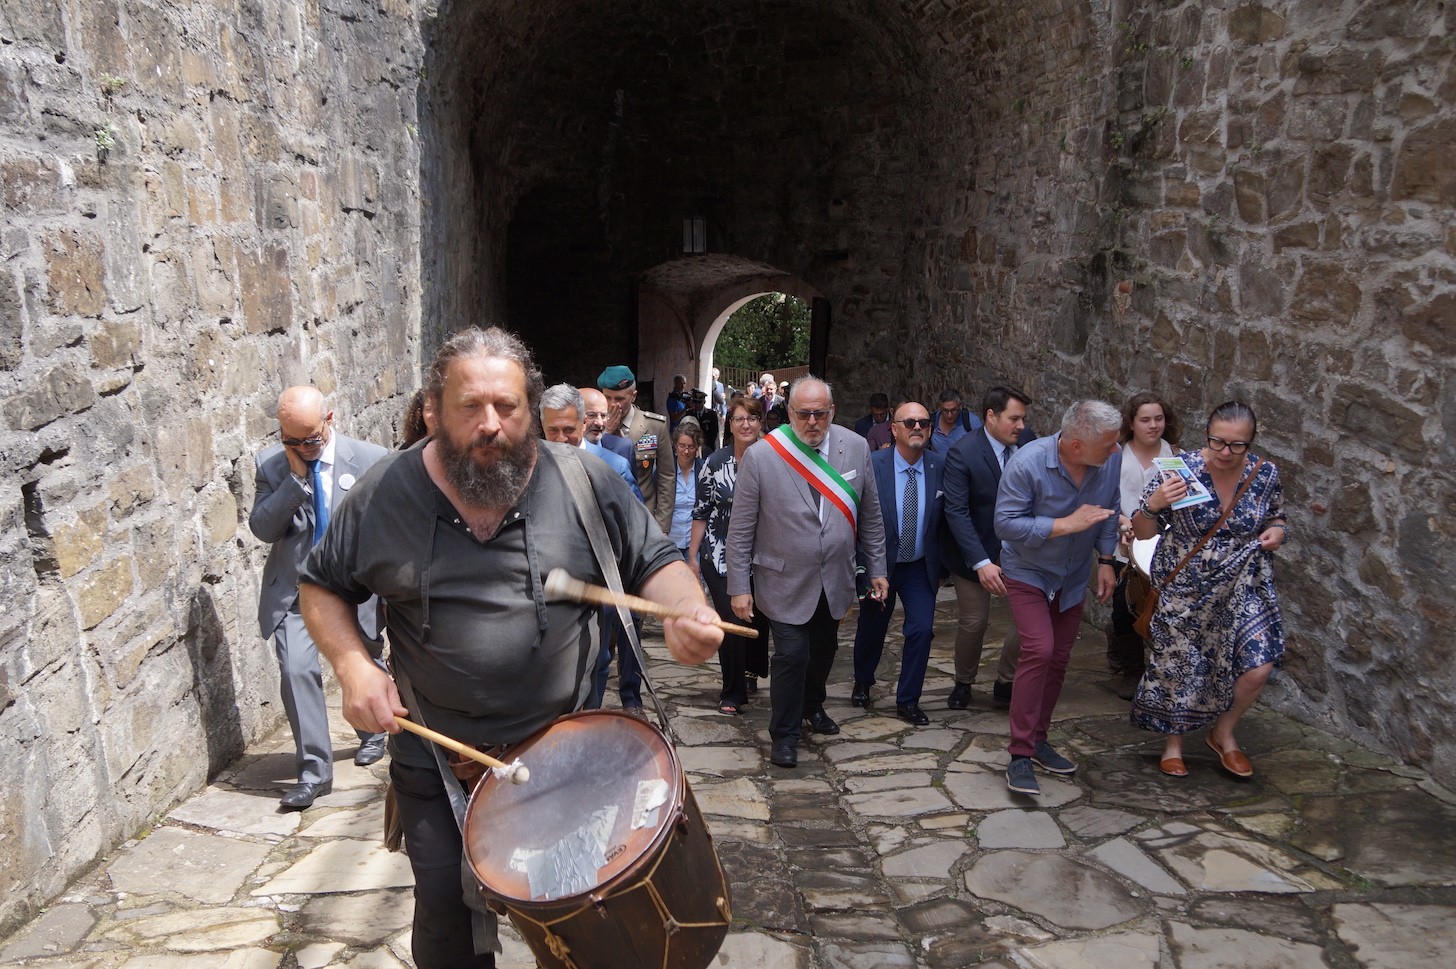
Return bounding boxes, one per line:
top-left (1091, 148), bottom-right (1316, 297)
top-left (309, 460), bottom-right (329, 545)
top-left (900, 467), bottom-right (918, 562)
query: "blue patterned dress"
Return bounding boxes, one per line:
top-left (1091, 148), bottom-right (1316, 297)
top-left (1130, 453), bottom-right (1285, 735)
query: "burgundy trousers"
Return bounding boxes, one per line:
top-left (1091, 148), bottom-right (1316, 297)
top-left (1005, 577), bottom-right (1086, 757)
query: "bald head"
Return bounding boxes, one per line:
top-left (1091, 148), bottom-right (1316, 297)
top-left (276, 386), bottom-right (332, 460)
top-left (578, 387), bottom-right (611, 443)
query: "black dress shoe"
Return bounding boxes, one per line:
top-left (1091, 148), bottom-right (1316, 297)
top-left (896, 703), bottom-right (930, 726)
top-left (354, 736), bottom-right (387, 766)
top-left (280, 781), bottom-right (332, 810)
top-left (947, 683), bottom-right (972, 709)
top-left (992, 680), bottom-right (1014, 706)
top-left (805, 709), bottom-right (840, 735)
top-left (745, 676), bottom-right (758, 696)
top-left (850, 682), bottom-right (872, 707)
top-left (770, 744), bottom-right (798, 768)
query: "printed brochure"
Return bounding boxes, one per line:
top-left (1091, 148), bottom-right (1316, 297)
top-left (1154, 456), bottom-right (1215, 510)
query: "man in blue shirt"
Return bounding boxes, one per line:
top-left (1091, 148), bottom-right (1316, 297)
top-left (930, 388), bottom-right (984, 453)
top-left (994, 400), bottom-right (1122, 795)
top-left (850, 401), bottom-right (944, 724)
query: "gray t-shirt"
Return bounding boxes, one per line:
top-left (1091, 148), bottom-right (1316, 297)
top-left (301, 441), bottom-right (678, 761)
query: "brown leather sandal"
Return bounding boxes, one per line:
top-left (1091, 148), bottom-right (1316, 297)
top-left (1160, 757), bottom-right (1188, 777)
top-left (1206, 734), bottom-right (1254, 777)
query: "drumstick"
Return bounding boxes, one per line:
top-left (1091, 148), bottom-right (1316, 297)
top-left (393, 717), bottom-right (530, 785)
top-left (544, 568), bottom-right (760, 639)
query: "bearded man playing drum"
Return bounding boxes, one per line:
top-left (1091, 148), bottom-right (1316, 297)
top-left (299, 327), bottom-right (722, 969)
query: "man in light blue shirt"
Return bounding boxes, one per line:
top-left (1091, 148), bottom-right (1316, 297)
top-left (994, 400), bottom-right (1122, 795)
top-left (930, 387), bottom-right (984, 453)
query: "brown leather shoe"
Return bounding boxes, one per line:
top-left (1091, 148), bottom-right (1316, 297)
top-left (1206, 735), bottom-right (1253, 776)
top-left (1159, 757), bottom-right (1188, 777)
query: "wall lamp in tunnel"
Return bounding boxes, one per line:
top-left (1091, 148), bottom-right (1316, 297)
top-left (683, 218), bottom-right (706, 254)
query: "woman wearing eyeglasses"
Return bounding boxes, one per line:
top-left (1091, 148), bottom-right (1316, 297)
top-left (667, 422), bottom-right (705, 556)
top-left (689, 396), bottom-right (771, 714)
top-left (1129, 402), bottom-right (1288, 779)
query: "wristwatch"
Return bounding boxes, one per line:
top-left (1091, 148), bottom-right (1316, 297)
top-left (1097, 556), bottom-right (1117, 566)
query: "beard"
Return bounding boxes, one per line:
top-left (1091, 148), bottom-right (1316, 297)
top-left (436, 426), bottom-right (538, 508)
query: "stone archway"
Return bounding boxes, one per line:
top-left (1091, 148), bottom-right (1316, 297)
top-left (634, 255), bottom-right (822, 400)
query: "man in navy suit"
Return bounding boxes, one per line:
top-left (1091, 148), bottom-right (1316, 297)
top-left (940, 385), bottom-right (1034, 710)
top-left (850, 400), bottom-right (945, 725)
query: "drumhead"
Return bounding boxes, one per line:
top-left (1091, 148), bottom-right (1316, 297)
top-left (464, 711), bottom-right (682, 904)
top-left (1132, 536), bottom-right (1159, 578)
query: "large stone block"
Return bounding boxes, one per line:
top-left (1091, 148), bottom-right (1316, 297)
top-left (1391, 118), bottom-right (1456, 204)
top-left (0, 0), bottom-right (66, 48)
top-left (46, 230), bottom-right (107, 317)
top-left (1229, 5), bottom-right (1285, 45)
top-left (1290, 261), bottom-right (1361, 325)
top-left (1334, 383), bottom-right (1428, 458)
top-left (1401, 292), bottom-right (1456, 355)
top-left (0, 269), bottom-right (21, 371)
top-left (88, 319), bottom-right (141, 370)
top-left (1294, 48), bottom-right (1383, 95)
top-left (238, 244), bottom-right (293, 333)
top-left (50, 503), bottom-right (107, 578)
top-left (2, 156), bottom-right (65, 215)
top-left (73, 556), bottom-right (133, 629)
top-left (3, 364), bottom-right (96, 430)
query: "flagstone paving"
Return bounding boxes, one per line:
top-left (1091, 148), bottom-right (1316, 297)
top-left (4, 589), bottom-right (1456, 968)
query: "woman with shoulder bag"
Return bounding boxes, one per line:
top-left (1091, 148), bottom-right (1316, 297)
top-left (1129, 402), bottom-right (1289, 778)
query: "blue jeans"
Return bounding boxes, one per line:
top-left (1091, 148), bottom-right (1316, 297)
top-left (591, 608), bottom-right (643, 707)
top-left (852, 560), bottom-right (937, 704)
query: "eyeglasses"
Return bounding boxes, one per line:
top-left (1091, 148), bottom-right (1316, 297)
top-left (674, 442), bottom-right (698, 452)
top-left (1206, 436), bottom-right (1251, 454)
top-left (282, 434), bottom-right (326, 448)
top-left (792, 410), bottom-right (831, 422)
top-left (729, 415), bottom-right (761, 425)
top-left (899, 418), bottom-right (932, 429)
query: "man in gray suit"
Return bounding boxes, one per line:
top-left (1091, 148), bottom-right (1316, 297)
top-left (727, 377), bottom-right (889, 767)
top-left (250, 386), bottom-right (389, 808)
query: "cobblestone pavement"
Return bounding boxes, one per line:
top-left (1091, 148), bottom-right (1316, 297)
top-left (5, 589), bottom-right (1456, 968)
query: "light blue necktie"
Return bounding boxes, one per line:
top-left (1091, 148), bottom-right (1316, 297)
top-left (309, 460), bottom-right (329, 545)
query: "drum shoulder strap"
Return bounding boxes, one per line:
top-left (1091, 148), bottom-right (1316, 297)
top-left (553, 447), bottom-right (674, 735)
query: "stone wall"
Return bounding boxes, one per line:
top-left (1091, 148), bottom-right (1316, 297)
top-left (922, 0), bottom-right (1456, 777)
top-left (0, 0), bottom-right (423, 933)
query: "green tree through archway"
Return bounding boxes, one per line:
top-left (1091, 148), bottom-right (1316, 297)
top-left (713, 293), bottom-right (810, 374)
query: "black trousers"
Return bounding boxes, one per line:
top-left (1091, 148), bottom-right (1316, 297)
top-left (391, 759), bottom-right (496, 969)
top-left (701, 565), bottom-right (770, 707)
top-left (767, 592), bottom-right (838, 747)
top-left (1108, 560), bottom-right (1147, 675)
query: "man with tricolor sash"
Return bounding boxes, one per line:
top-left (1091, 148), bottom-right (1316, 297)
top-left (726, 377), bottom-right (889, 768)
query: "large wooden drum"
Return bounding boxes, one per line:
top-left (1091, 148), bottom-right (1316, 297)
top-left (463, 711), bottom-right (731, 969)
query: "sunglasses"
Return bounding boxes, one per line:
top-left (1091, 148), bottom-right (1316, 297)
top-left (898, 418), bottom-right (932, 429)
top-left (792, 410), bottom-right (831, 421)
top-left (282, 435), bottom-right (326, 448)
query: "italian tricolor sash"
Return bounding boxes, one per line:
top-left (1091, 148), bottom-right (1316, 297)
top-left (764, 425), bottom-right (860, 532)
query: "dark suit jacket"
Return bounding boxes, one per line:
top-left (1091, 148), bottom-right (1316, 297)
top-left (939, 427), bottom-right (1036, 581)
top-left (250, 433), bottom-right (388, 639)
top-left (599, 432), bottom-right (634, 465)
top-left (861, 446), bottom-right (944, 587)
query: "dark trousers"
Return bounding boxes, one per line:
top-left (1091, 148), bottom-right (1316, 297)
top-left (852, 560), bottom-right (937, 704)
top-left (1107, 561), bottom-right (1147, 675)
top-left (1005, 577), bottom-right (1086, 758)
top-left (702, 564), bottom-right (770, 707)
top-left (591, 608), bottom-right (643, 707)
top-left (390, 760), bottom-right (495, 969)
top-left (767, 592), bottom-right (839, 747)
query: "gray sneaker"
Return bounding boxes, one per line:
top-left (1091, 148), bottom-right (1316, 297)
top-left (1032, 741), bottom-right (1077, 774)
top-left (1006, 757), bottom-right (1040, 795)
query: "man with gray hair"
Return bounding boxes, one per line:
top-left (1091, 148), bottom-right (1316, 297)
top-left (727, 376), bottom-right (888, 767)
top-left (994, 399), bottom-right (1122, 795)
top-left (539, 383), bottom-right (642, 500)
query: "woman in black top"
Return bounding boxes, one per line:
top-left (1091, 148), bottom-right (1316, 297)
top-left (689, 396), bottom-right (771, 713)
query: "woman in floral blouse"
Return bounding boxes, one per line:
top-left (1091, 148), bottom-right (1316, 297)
top-left (690, 396), bottom-right (771, 714)
top-left (1129, 402), bottom-right (1288, 778)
